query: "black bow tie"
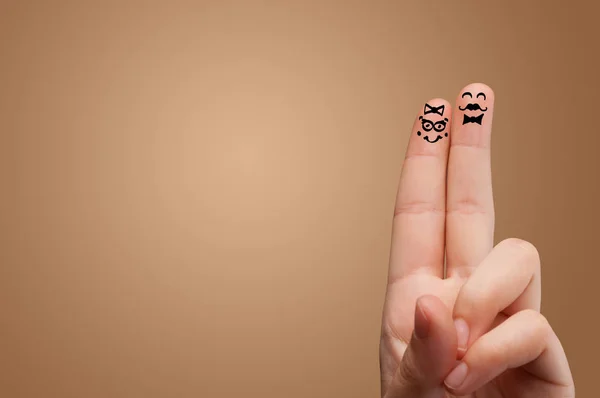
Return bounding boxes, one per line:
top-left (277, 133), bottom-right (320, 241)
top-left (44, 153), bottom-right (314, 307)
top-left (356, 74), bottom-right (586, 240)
top-left (463, 114), bottom-right (484, 125)
top-left (424, 103), bottom-right (445, 116)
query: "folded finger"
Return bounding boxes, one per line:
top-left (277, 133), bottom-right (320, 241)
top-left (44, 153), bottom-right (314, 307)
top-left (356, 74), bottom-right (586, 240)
top-left (444, 309), bottom-right (574, 396)
top-left (452, 238), bottom-right (541, 355)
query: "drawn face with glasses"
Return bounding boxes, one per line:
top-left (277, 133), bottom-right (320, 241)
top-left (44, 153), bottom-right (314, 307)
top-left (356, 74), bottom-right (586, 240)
top-left (417, 116), bottom-right (449, 143)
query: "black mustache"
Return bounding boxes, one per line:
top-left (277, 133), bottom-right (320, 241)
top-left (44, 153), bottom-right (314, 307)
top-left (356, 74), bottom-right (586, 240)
top-left (459, 103), bottom-right (488, 112)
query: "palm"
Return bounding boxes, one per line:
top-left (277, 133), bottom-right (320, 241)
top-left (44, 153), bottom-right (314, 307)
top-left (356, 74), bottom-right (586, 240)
top-left (381, 275), bottom-right (458, 372)
top-left (381, 275), bottom-right (571, 397)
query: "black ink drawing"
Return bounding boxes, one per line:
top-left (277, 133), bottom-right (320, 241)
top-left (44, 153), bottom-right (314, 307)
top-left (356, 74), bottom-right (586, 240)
top-left (418, 103), bottom-right (448, 144)
top-left (463, 114), bottom-right (483, 125)
top-left (459, 91), bottom-right (488, 125)
top-left (424, 103), bottom-right (445, 116)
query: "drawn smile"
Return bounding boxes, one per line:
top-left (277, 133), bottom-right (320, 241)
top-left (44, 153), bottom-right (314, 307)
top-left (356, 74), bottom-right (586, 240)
top-left (423, 135), bottom-right (443, 143)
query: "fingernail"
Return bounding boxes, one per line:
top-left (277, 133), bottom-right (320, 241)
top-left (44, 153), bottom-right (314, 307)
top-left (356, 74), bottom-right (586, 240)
top-left (444, 362), bottom-right (468, 390)
top-left (414, 299), bottom-right (430, 339)
top-left (454, 318), bottom-right (469, 351)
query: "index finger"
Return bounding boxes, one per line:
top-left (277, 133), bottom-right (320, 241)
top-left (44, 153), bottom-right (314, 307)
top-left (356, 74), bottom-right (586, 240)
top-left (389, 98), bottom-right (451, 281)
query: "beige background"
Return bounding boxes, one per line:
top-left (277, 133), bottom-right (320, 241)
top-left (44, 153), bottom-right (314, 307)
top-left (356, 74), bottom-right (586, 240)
top-left (1, 1), bottom-right (598, 397)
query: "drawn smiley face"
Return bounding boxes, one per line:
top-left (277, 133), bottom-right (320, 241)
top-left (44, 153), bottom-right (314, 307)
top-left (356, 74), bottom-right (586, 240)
top-left (417, 116), bottom-right (449, 143)
top-left (459, 91), bottom-right (488, 125)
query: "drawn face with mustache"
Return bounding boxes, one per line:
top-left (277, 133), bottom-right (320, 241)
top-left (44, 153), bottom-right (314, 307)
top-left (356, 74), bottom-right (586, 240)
top-left (459, 91), bottom-right (488, 125)
top-left (459, 91), bottom-right (488, 112)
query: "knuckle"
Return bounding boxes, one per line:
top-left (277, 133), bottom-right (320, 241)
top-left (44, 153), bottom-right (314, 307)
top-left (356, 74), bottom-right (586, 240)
top-left (532, 312), bottom-right (552, 337)
top-left (394, 200), bottom-right (445, 216)
top-left (519, 308), bottom-right (539, 320)
top-left (501, 238), bottom-right (540, 265)
top-left (520, 309), bottom-right (552, 340)
top-left (446, 197), bottom-right (488, 215)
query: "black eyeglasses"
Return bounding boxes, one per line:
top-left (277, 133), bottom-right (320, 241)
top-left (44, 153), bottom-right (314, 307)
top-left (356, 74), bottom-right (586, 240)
top-left (419, 117), bottom-right (448, 133)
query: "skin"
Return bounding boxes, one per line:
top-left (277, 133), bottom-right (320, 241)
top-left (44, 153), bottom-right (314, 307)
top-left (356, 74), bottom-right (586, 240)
top-left (379, 83), bottom-right (575, 398)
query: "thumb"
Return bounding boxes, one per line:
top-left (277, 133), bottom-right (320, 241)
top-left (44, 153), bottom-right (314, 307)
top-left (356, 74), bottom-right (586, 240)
top-left (386, 295), bottom-right (457, 397)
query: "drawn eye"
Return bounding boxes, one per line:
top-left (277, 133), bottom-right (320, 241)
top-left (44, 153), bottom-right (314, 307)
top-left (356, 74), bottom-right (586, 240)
top-left (434, 121), bottom-right (446, 132)
top-left (422, 121), bottom-right (433, 131)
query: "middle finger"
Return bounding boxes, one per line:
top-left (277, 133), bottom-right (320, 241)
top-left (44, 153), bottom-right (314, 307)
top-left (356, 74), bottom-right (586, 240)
top-left (446, 83), bottom-right (496, 278)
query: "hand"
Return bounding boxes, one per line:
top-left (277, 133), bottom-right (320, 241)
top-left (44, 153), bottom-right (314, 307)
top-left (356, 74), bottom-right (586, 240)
top-left (379, 83), bottom-right (575, 397)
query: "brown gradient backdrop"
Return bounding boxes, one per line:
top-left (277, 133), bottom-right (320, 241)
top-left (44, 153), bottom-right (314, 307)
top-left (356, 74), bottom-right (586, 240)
top-left (0, 1), bottom-right (598, 397)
